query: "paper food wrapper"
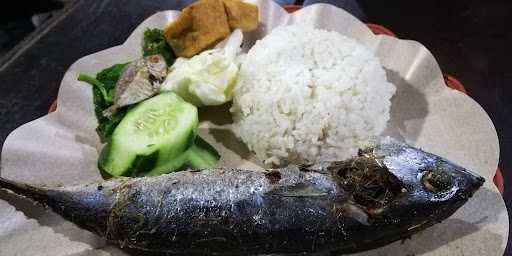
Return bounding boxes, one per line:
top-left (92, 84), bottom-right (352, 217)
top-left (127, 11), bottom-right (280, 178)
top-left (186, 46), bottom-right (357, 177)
top-left (0, 1), bottom-right (507, 255)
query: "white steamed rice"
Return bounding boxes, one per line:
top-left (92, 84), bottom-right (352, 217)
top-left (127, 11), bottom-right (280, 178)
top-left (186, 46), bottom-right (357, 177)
top-left (231, 25), bottom-right (396, 166)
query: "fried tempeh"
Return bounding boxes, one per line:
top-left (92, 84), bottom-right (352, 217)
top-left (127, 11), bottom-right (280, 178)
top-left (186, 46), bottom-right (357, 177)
top-left (164, 0), bottom-right (231, 58)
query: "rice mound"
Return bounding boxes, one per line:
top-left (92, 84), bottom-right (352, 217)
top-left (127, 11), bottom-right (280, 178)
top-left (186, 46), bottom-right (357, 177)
top-left (231, 25), bottom-right (396, 166)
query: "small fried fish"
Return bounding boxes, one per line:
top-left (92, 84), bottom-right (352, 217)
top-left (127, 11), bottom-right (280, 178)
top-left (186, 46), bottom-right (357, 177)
top-left (104, 54), bottom-right (167, 116)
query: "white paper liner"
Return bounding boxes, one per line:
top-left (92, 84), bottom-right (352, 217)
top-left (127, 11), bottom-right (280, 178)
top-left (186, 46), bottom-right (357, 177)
top-left (0, 1), bottom-right (507, 255)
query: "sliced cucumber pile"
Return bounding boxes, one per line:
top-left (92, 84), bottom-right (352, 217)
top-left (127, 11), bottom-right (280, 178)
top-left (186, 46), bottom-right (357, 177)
top-left (99, 92), bottom-right (219, 177)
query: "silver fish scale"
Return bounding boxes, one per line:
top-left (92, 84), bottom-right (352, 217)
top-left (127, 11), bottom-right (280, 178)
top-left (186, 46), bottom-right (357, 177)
top-left (107, 168), bottom-right (342, 244)
top-left (134, 169), bottom-right (271, 206)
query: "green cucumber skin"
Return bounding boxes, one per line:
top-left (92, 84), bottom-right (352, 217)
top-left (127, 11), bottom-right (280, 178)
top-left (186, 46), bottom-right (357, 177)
top-left (97, 143), bottom-right (111, 175)
top-left (143, 153), bottom-right (189, 176)
top-left (186, 137), bottom-right (220, 169)
top-left (194, 136), bottom-right (221, 159)
top-left (100, 93), bottom-right (198, 177)
top-left (186, 146), bottom-right (218, 169)
top-left (144, 136), bottom-right (220, 176)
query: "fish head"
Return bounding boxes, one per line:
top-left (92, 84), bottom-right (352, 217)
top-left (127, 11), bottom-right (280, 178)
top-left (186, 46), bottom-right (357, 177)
top-left (326, 139), bottom-right (484, 230)
top-left (318, 140), bottom-right (485, 253)
top-left (375, 140), bottom-right (485, 204)
top-left (143, 54), bottom-right (168, 81)
top-left (360, 139), bottom-right (486, 230)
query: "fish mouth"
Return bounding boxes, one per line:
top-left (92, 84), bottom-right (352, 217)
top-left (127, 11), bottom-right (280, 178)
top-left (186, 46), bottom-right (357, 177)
top-left (453, 170), bottom-right (485, 201)
top-left (468, 174), bottom-right (485, 195)
top-left (461, 167), bottom-right (486, 183)
top-left (458, 167), bottom-right (485, 193)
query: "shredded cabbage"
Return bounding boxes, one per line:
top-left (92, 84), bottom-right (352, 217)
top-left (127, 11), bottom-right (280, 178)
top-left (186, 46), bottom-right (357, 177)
top-left (161, 30), bottom-right (242, 106)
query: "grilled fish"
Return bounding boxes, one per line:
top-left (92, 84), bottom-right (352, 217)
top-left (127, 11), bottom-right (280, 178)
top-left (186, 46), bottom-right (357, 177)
top-left (0, 140), bottom-right (484, 255)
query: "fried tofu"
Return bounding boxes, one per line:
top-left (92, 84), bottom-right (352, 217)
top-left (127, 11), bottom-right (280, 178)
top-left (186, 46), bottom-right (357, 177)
top-left (223, 0), bottom-right (259, 31)
top-left (164, 0), bottom-right (230, 58)
top-left (164, 0), bottom-right (259, 58)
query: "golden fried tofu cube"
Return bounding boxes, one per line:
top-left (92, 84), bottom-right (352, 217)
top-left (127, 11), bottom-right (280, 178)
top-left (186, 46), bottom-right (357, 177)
top-left (223, 0), bottom-right (259, 32)
top-left (164, 0), bottom-right (231, 58)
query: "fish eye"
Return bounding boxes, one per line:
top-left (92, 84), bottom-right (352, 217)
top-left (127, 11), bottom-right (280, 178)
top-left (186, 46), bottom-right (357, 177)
top-left (421, 170), bottom-right (453, 193)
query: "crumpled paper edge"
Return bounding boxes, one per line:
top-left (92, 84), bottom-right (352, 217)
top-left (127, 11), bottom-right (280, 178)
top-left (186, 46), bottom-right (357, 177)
top-left (0, 1), bottom-right (507, 255)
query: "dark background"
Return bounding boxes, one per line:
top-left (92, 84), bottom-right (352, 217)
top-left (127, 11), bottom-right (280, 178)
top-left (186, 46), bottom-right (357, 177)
top-left (0, 0), bottom-right (510, 254)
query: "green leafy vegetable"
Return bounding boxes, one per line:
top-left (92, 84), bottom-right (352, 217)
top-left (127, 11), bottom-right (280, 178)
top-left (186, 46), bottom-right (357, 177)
top-left (77, 74), bottom-right (113, 104)
top-left (78, 28), bottom-right (220, 178)
top-left (95, 110), bottom-right (128, 143)
top-left (78, 63), bottom-right (129, 142)
top-left (96, 63), bottom-right (129, 91)
top-left (80, 29), bottom-right (174, 142)
top-left (142, 28), bottom-right (175, 65)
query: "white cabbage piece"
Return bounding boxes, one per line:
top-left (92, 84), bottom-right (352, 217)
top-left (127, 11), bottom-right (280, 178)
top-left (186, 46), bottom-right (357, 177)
top-left (161, 30), bottom-right (243, 106)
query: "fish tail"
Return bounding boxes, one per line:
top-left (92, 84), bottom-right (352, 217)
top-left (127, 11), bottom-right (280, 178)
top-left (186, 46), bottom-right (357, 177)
top-left (0, 177), bottom-right (49, 204)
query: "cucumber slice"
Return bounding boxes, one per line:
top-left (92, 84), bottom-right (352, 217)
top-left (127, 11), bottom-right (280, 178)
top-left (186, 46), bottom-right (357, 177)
top-left (186, 136), bottom-right (220, 169)
top-left (100, 92), bottom-right (198, 176)
top-left (144, 136), bottom-right (220, 176)
top-left (142, 152), bottom-right (189, 176)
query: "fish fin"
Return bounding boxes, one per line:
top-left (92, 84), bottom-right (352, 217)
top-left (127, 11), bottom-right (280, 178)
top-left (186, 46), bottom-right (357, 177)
top-left (0, 177), bottom-right (49, 205)
top-left (340, 203), bottom-right (370, 225)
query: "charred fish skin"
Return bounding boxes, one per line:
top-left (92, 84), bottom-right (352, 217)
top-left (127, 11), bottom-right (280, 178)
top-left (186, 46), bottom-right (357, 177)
top-left (104, 168), bottom-right (344, 254)
top-left (0, 141), bottom-right (484, 255)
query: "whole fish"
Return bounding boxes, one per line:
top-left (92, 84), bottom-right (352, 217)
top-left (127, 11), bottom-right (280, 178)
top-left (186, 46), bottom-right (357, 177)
top-left (0, 140), bottom-right (484, 255)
